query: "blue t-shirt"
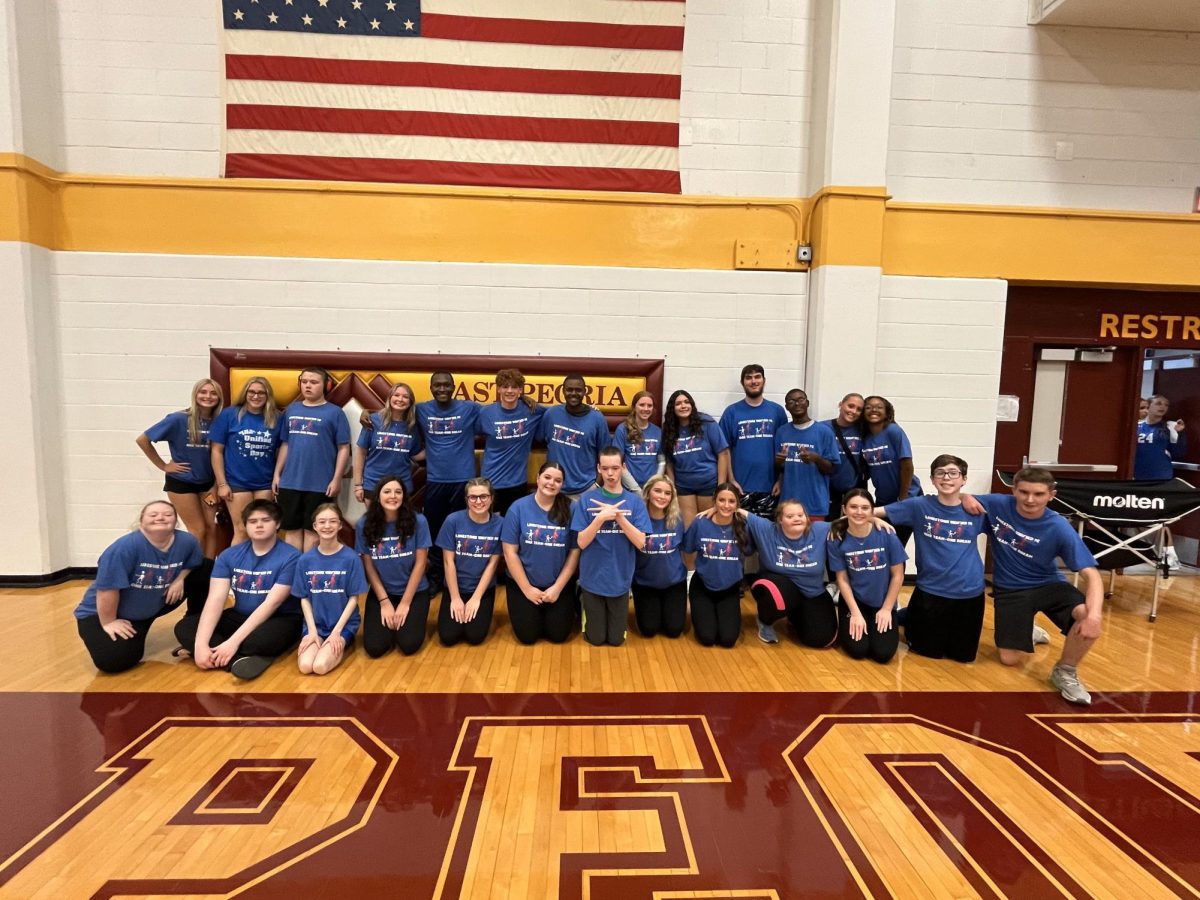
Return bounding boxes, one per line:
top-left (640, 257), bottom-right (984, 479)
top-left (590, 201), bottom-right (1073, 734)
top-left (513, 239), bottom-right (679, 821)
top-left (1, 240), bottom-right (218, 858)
top-left (477, 402), bottom-right (544, 489)
top-left (294, 544), bottom-right (366, 640)
top-left (976, 494), bottom-right (1098, 591)
top-left (74, 530), bottom-right (204, 620)
top-left (683, 516), bottom-right (747, 592)
top-left (570, 487), bottom-right (652, 596)
top-left (827, 529), bottom-right (908, 609)
top-left (416, 399), bottom-right (479, 484)
top-left (500, 494), bottom-right (577, 589)
top-left (667, 417), bottom-right (728, 493)
top-left (144, 411), bottom-right (214, 485)
top-left (356, 413), bottom-right (422, 492)
top-left (1135, 420), bottom-right (1186, 480)
top-left (210, 406), bottom-right (282, 491)
top-left (611, 421), bottom-right (662, 487)
top-left (279, 401), bottom-right (351, 493)
top-left (885, 496), bottom-right (985, 599)
top-left (355, 514), bottom-right (432, 594)
top-left (212, 539), bottom-right (301, 616)
top-left (720, 399), bottom-right (789, 493)
top-left (745, 515), bottom-right (830, 597)
top-left (827, 420), bottom-right (865, 494)
top-left (436, 509), bottom-right (504, 593)
top-left (861, 423), bottom-right (922, 505)
top-left (540, 406), bottom-right (611, 493)
top-left (775, 421), bottom-right (841, 516)
top-left (635, 515), bottom-right (687, 589)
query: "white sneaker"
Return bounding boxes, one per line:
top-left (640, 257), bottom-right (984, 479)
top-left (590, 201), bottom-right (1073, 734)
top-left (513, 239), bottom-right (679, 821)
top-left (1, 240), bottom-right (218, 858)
top-left (1164, 547), bottom-right (1180, 570)
top-left (757, 618), bottom-right (779, 644)
top-left (1032, 625), bottom-right (1051, 646)
top-left (1050, 666), bottom-right (1092, 706)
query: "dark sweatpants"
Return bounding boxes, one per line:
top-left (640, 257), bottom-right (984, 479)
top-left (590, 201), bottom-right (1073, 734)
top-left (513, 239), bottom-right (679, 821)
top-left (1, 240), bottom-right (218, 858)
top-left (750, 571), bottom-right (838, 648)
top-left (77, 615), bottom-right (157, 674)
top-left (438, 586), bottom-right (496, 646)
top-left (505, 575), bottom-right (576, 645)
top-left (363, 590), bottom-right (432, 657)
top-left (690, 578), bottom-right (742, 648)
top-left (632, 581), bottom-right (687, 638)
top-left (174, 607), bottom-right (302, 662)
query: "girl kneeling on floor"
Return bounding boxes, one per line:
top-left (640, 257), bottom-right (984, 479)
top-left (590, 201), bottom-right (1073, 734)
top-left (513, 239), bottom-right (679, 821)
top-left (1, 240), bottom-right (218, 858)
top-left (296, 504), bottom-right (366, 675)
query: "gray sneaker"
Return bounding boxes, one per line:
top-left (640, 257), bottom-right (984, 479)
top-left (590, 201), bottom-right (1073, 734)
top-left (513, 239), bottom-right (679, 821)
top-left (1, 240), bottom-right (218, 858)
top-left (1050, 666), bottom-right (1092, 705)
top-left (230, 655), bottom-right (273, 681)
top-left (1032, 625), bottom-right (1051, 645)
top-left (757, 618), bottom-right (779, 644)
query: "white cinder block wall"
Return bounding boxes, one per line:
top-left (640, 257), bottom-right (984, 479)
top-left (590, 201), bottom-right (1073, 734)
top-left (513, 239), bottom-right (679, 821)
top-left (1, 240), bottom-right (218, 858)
top-left (873, 275), bottom-right (1007, 495)
top-left (889, 0), bottom-right (1200, 212)
top-left (53, 252), bottom-right (808, 565)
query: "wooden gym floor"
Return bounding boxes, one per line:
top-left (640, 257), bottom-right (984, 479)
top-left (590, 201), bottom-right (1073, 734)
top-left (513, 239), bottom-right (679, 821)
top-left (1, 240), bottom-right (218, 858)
top-left (0, 572), bottom-right (1197, 898)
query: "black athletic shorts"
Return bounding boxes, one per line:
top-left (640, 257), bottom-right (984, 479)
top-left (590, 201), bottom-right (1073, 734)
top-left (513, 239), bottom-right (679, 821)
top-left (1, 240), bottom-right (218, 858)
top-left (164, 475), bottom-right (215, 494)
top-left (276, 488), bottom-right (329, 531)
top-left (993, 581), bottom-right (1084, 653)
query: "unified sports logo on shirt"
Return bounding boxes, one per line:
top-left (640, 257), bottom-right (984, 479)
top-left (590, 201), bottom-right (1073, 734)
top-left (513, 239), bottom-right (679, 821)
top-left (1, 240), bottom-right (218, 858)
top-left (737, 419), bottom-right (774, 439)
top-left (643, 533), bottom-right (677, 555)
top-left (493, 417), bottom-right (532, 440)
top-left (455, 535), bottom-right (498, 558)
top-left (525, 524), bottom-right (567, 548)
top-left (376, 432), bottom-right (414, 452)
top-left (369, 535), bottom-right (412, 561)
top-left (674, 434), bottom-right (703, 455)
top-left (780, 442), bottom-right (811, 462)
top-left (186, 423), bottom-right (211, 450)
top-left (700, 537), bottom-right (738, 559)
top-left (550, 424), bottom-right (584, 448)
top-left (288, 415), bottom-right (322, 436)
top-left (923, 516), bottom-right (973, 544)
top-left (232, 569), bottom-right (273, 595)
top-left (776, 545), bottom-right (816, 569)
top-left (844, 547), bottom-right (887, 572)
top-left (990, 517), bottom-right (1039, 559)
top-left (239, 429), bottom-right (275, 459)
top-left (861, 445), bottom-right (889, 467)
top-left (630, 438), bottom-right (659, 457)
top-left (306, 570), bottom-right (347, 593)
top-left (427, 416), bottom-right (465, 436)
top-left (130, 562), bottom-right (181, 590)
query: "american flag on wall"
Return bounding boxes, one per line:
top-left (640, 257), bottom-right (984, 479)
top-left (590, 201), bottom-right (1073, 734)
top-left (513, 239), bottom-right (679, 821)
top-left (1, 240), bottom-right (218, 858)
top-left (219, 0), bottom-right (685, 193)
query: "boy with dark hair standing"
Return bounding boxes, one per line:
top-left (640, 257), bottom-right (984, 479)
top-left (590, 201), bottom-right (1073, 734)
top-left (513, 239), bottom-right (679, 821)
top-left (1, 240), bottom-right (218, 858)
top-left (720, 364), bottom-right (788, 506)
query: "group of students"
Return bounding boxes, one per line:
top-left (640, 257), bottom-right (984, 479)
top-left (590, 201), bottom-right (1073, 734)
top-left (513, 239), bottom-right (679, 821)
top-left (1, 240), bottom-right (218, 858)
top-left (75, 364), bottom-right (1105, 704)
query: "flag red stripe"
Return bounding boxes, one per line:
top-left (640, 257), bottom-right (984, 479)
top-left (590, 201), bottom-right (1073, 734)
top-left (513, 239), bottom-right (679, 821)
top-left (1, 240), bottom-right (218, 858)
top-left (420, 14), bottom-right (684, 51)
top-left (227, 104), bottom-right (679, 147)
top-left (225, 153), bottom-right (681, 193)
top-left (226, 54), bottom-right (681, 99)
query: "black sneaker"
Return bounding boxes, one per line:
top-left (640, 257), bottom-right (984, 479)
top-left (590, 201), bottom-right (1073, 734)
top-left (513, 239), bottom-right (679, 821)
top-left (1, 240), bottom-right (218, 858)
top-left (230, 655), bottom-right (273, 681)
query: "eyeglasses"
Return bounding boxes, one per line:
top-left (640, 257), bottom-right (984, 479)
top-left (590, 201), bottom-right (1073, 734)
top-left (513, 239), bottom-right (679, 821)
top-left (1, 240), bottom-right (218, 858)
top-left (466, 494), bottom-right (492, 502)
top-left (933, 469), bottom-right (964, 479)
top-left (245, 390), bottom-right (267, 397)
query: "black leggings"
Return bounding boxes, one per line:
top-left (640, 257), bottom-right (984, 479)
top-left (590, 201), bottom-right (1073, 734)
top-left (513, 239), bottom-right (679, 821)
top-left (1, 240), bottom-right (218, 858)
top-left (750, 572), bottom-right (838, 648)
top-left (505, 575), bottom-right (576, 645)
top-left (174, 608), bottom-right (302, 660)
top-left (77, 615), bottom-right (156, 674)
top-left (689, 578), bottom-right (742, 648)
top-left (631, 581), bottom-right (687, 638)
top-left (838, 599), bottom-right (900, 663)
top-left (438, 586), bottom-right (496, 646)
top-left (363, 589), bottom-right (431, 657)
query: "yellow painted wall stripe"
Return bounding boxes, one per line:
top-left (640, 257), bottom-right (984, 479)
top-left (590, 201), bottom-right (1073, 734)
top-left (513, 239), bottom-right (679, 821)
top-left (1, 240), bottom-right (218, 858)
top-left (4, 153), bottom-right (1200, 287)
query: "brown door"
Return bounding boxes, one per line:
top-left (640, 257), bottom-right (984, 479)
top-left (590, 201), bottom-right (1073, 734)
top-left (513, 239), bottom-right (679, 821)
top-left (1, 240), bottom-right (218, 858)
top-left (1055, 347), bottom-right (1138, 478)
